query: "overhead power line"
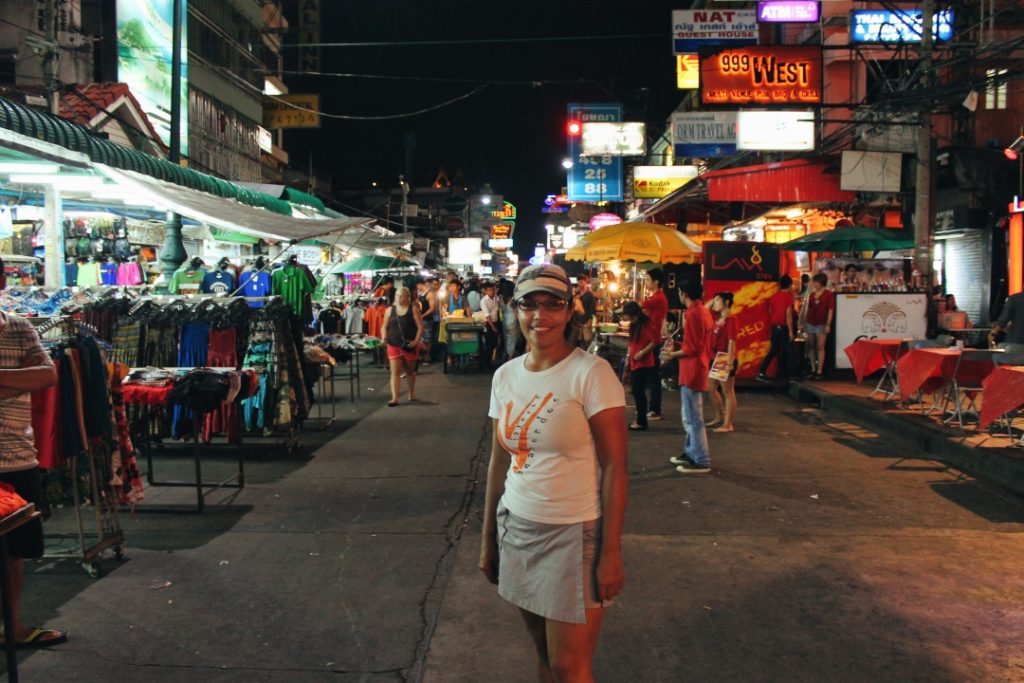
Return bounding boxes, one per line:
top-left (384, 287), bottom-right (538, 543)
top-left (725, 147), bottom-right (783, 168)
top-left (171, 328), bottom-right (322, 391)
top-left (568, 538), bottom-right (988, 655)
top-left (283, 33), bottom-right (664, 49)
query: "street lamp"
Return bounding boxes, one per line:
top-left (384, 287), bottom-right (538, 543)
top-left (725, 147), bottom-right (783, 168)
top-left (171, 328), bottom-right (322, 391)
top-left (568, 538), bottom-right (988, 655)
top-left (399, 174), bottom-right (410, 233)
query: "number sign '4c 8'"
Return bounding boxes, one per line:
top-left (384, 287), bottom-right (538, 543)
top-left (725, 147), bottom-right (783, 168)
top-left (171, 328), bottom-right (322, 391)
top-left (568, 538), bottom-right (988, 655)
top-left (699, 46), bottom-right (822, 106)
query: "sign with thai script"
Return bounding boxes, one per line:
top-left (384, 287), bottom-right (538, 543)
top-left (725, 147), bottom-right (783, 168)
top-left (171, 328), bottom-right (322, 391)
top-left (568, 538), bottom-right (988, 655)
top-left (757, 1), bottom-right (820, 23)
top-left (851, 10), bottom-right (954, 43)
top-left (566, 103), bottom-right (624, 202)
top-left (263, 94), bottom-right (320, 128)
top-left (700, 46), bottom-right (822, 105)
top-left (673, 9), bottom-right (758, 53)
top-left (671, 111), bottom-right (737, 157)
top-left (633, 166), bottom-right (701, 199)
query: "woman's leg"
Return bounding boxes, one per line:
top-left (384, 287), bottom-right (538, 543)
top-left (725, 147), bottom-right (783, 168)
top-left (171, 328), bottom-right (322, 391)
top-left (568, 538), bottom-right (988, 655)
top-left (806, 333), bottom-right (818, 376)
top-left (545, 607), bottom-right (606, 683)
top-left (405, 358), bottom-right (417, 400)
top-left (706, 378), bottom-right (723, 425)
top-left (719, 376), bottom-right (737, 431)
top-left (629, 367), bottom-right (649, 428)
top-left (518, 608), bottom-right (556, 683)
top-left (815, 334), bottom-right (827, 375)
top-left (388, 358), bottom-right (402, 403)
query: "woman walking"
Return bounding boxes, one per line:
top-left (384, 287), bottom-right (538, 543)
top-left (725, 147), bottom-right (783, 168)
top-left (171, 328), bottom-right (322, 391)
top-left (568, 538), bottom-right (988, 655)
top-left (479, 264), bottom-right (628, 683)
top-left (707, 292), bottom-right (738, 432)
top-left (802, 273), bottom-right (835, 379)
top-left (381, 287), bottom-right (423, 406)
top-left (620, 301), bottom-right (659, 431)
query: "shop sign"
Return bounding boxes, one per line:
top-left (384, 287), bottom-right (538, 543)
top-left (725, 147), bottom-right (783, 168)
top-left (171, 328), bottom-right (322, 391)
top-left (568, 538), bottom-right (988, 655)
top-left (633, 165), bottom-right (700, 199)
top-left (672, 9), bottom-right (758, 53)
top-left (567, 102), bottom-right (624, 202)
top-left (671, 111), bottom-right (737, 158)
top-left (490, 201), bottom-right (517, 221)
top-left (489, 238), bottom-right (514, 249)
top-left (444, 215), bottom-right (465, 233)
top-left (441, 195), bottom-right (468, 213)
top-left (850, 10), bottom-right (954, 44)
top-left (840, 150), bottom-right (902, 192)
top-left (490, 223), bottom-right (512, 240)
top-left (588, 213), bottom-right (623, 231)
top-left (448, 237), bottom-right (482, 265)
top-left (757, 1), bottom-right (820, 24)
top-left (263, 94), bottom-right (321, 129)
top-left (117, 0), bottom-right (189, 155)
top-left (289, 244), bottom-right (323, 266)
top-left (581, 122), bottom-right (646, 157)
top-left (835, 294), bottom-right (927, 368)
top-left (704, 241), bottom-right (780, 282)
top-left (257, 126), bottom-right (273, 153)
top-left (736, 110), bottom-right (815, 151)
top-left (542, 204), bottom-right (568, 214)
top-left (677, 55), bottom-right (699, 90)
top-left (700, 46), bottom-right (822, 105)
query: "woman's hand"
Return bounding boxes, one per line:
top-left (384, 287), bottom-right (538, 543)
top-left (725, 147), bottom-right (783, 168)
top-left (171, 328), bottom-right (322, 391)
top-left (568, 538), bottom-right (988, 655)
top-left (478, 537), bottom-right (499, 585)
top-left (596, 548), bottom-right (626, 602)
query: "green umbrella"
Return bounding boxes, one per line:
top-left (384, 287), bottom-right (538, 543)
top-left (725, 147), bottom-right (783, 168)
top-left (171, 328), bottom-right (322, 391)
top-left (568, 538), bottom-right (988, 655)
top-left (780, 226), bottom-right (915, 253)
top-left (327, 254), bottom-right (420, 274)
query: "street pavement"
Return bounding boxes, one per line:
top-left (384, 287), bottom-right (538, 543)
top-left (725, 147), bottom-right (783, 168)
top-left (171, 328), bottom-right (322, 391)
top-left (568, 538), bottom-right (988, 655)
top-left (9, 358), bottom-right (1024, 682)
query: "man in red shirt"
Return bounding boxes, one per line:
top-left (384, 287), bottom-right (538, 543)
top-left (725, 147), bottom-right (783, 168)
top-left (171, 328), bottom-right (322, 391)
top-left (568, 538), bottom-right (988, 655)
top-left (641, 268), bottom-right (668, 420)
top-left (665, 279), bottom-right (714, 474)
top-left (757, 275), bottom-right (796, 382)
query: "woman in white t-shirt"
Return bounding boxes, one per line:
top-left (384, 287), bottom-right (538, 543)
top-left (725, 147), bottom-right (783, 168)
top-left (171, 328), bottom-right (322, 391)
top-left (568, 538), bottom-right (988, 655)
top-left (479, 264), bottom-right (628, 682)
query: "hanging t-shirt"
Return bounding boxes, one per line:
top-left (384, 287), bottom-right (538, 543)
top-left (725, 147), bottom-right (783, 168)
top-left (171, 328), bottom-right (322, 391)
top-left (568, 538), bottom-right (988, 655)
top-left (343, 306), bottom-right (365, 334)
top-left (201, 269), bottom-right (236, 295)
top-left (318, 308), bottom-right (343, 334)
top-left (169, 268), bottom-right (207, 295)
top-left (100, 262), bottom-right (118, 285)
top-left (64, 262), bottom-right (77, 286)
top-left (76, 261), bottom-right (100, 287)
top-left (116, 261), bottom-right (143, 286)
top-left (237, 270), bottom-right (272, 307)
top-left (271, 265), bottom-right (313, 316)
top-left (488, 348), bottom-right (625, 524)
top-left (0, 206), bottom-right (12, 238)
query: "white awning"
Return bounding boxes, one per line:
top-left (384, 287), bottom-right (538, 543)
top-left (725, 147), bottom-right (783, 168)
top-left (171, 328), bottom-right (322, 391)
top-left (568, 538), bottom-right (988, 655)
top-left (97, 166), bottom-right (376, 242)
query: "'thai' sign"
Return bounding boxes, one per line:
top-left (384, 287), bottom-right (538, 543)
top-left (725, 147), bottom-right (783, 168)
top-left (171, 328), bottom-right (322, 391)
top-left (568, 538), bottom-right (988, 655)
top-left (700, 46), bottom-right (822, 105)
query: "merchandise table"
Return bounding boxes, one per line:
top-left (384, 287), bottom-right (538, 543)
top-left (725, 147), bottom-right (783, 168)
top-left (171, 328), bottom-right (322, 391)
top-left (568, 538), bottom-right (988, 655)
top-left (124, 369), bottom-right (248, 512)
top-left (844, 338), bottom-right (907, 398)
top-left (0, 504), bottom-right (38, 682)
top-left (979, 365), bottom-right (1024, 439)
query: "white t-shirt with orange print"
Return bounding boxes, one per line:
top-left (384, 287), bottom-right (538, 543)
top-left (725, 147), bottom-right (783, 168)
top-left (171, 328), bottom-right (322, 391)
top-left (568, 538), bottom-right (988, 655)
top-left (489, 348), bottom-right (625, 525)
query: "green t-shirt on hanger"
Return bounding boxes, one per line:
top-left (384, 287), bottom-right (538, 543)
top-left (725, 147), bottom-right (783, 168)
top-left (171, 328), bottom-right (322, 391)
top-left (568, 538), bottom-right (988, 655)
top-left (272, 265), bottom-right (313, 315)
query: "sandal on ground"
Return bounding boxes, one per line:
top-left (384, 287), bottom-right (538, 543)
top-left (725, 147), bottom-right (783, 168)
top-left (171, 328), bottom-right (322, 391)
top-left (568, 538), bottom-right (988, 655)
top-left (2, 628), bottom-right (68, 649)
top-left (713, 425), bottom-right (735, 433)
top-left (706, 420), bottom-right (724, 428)
top-left (387, 401), bottom-right (399, 407)
top-left (628, 423), bottom-right (647, 431)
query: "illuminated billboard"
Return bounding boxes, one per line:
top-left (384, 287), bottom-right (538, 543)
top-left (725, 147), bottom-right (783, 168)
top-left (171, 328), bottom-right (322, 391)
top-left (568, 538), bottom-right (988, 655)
top-left (700, 46), bottom-right (822, 105)
top-left (117, 0), bottom-right (188, 156)
top-left (851, 10), bottom-right (954, 43)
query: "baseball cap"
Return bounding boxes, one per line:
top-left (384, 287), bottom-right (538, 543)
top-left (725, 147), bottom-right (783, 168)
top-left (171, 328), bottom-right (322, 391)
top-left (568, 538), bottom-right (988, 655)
top-left (513, 264), bottom-right (572, 302)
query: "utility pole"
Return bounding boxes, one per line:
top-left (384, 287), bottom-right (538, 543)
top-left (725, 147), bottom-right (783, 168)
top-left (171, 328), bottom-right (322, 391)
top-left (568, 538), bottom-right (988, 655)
top-left (42, 0), bottom-right (59, 114)
top-left (159, 0), bottom-right (187, 288)
top-left (913, 0), bottom-right (935, 291)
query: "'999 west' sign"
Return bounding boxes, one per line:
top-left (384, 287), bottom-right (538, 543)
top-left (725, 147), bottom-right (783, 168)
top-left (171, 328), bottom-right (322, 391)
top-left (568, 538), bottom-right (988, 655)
top-left (700, 46), bottom-right (822, 105)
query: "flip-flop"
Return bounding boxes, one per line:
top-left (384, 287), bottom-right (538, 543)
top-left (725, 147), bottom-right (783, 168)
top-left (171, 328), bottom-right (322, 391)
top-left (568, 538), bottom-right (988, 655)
top-left (387, 401), bottom-right (399, 407)
top-left (10, 628), bottom-right (68, 649)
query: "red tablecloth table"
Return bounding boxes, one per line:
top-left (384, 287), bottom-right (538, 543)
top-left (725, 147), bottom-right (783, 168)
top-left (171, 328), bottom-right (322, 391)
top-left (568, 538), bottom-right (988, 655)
top-left (896, 348), bottom-right (961, 401)
top-left (979, 365), bottom-right (1024, 429)
top-left (844, 339), bottom-right (904, 384)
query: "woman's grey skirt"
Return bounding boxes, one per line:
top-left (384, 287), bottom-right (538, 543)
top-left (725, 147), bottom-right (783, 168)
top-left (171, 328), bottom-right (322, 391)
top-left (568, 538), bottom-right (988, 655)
top-left (496, 501), bottom-right (607, 624)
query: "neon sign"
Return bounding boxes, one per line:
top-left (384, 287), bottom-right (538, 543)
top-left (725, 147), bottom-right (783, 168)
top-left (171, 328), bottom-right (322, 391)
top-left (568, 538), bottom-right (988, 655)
top-left (701, 46), bottom-right (822, 105)
top-left (851, 10), bottom-right (954, 43)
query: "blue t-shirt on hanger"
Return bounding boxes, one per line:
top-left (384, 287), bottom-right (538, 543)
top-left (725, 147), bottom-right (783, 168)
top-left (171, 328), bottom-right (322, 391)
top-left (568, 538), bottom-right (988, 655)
top-left (237, 269), bottom-right (272, 307)
top-left (201, 269), bottom-right (235, 295)
top-left (100, 261), bottom-right (118, 285)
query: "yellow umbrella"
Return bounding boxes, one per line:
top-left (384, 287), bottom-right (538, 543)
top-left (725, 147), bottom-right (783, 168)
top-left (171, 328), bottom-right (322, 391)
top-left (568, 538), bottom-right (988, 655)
top-left (565, 221), bottom-right (701, 264)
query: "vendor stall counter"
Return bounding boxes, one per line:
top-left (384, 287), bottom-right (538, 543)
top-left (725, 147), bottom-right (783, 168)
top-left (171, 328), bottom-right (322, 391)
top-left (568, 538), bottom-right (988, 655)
top-left (834, 292), bottom-right (927, 369)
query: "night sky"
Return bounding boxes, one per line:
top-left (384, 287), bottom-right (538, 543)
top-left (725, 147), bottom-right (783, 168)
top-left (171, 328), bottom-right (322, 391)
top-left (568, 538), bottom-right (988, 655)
top-left (282, 1), bottom-right (690, 257)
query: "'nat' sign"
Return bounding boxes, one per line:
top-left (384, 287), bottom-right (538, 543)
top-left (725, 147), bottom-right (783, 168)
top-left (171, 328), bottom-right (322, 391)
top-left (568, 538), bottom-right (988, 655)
top-left (672, 9), bottom-right (758, 54)
top-left (700, 45), bottom-right (822, 105)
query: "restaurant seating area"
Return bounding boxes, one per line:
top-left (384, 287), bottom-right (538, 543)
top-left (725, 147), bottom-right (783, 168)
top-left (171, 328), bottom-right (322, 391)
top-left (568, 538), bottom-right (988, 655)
top-left (844, 338), bottom-right (1024, 448)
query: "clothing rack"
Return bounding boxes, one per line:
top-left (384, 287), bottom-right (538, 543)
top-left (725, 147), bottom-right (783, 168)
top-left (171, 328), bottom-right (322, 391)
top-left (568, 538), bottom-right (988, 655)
top-left (39, 316), bottom-right (126, 576)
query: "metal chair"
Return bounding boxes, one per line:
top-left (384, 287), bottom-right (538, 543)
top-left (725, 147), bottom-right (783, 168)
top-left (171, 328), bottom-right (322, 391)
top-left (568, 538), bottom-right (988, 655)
top-left (908, 339), bottom-right (952, 413)
top-left (991, 351), bottom-right (1024, 443)
top-left (944, 350), bottom-right (1000, 430)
